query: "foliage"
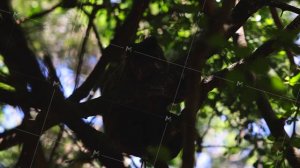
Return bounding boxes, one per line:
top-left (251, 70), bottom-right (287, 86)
top-left (0, 0), bottom-right (300, 168)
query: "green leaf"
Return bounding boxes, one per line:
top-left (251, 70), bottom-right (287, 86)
top-left (289, 73), bottom-right (300, 86)
top-left (0, 82), bottom-right (15, 91)
top-left (269, 73), bottom-right (286, 93)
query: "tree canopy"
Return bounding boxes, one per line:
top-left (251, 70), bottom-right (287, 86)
top-left (0, 0), bottom-right (300, 167)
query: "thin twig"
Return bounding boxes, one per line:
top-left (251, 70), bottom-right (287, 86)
top-left (81, 8), bottom-right (106, 56)
top-left (92, 23), bottom-right (104, 54)
top-left (200, 114), bottom-right (215, 138)
top-left (48, 124), bottom-right (64, 164)
top-left (201, 145), bottom-right (250, 150)
top-left (21, 2), bottom-right (62, 23)
top-left (74, 7), bottom-right (98, 88)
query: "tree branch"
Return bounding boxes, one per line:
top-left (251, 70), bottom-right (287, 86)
top-left (0, 0), bottom-right (51, 106)
top-left (181, 1), bottom-right (269, 167)
top-left (268, 1), bottom-right (300, 15)
top-left (74, 7), bottom-right (98, 88)
top-left (21, 1), bottom-right (62, 23)
top-left (194, 15), bottom-right (300, 167)
top-left (256, 94), bottom-right (300, 167)
top-left (68, 0), bottom-right (151, 102)
top-left (43, 55), bottom-right (63, 90)
top-left (207, 15), bottom-right (300, 87)
top-left (225, 0), bottom-right (268, 39)
top-left (0, 1), bottom-right (125, 167)
top-left (92, 23), bottom-right (104, 54)
top-left (269, 7), bottom-right (296, 68)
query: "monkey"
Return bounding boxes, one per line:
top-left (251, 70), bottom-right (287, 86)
top-left (101, 37), bottom-right (185, 108)
top-left (77, 37), bottom-right (185, 167)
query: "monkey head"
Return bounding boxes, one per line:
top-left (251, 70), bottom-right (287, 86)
top-left (124, 37), bottom-right (168, 82)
